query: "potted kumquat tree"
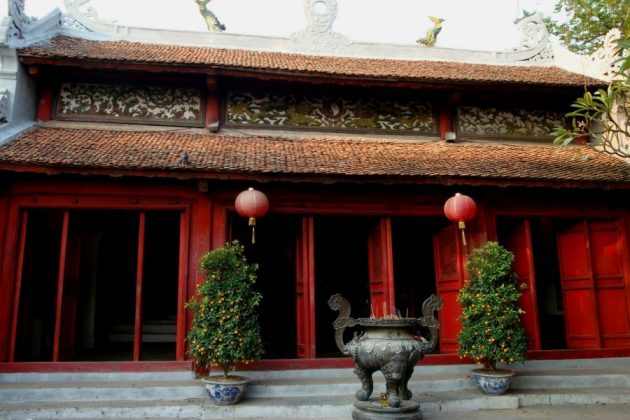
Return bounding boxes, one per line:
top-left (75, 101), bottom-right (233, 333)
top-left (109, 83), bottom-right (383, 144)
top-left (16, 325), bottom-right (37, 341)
top-left (186, 240), bottom-right (263, 405)
top-left (457, 241), bottom-right (527, 395)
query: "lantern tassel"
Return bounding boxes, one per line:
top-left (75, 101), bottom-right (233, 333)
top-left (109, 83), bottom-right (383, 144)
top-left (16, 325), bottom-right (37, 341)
top-left (249, 217), bottom-right (257, 244)
top-left (458, 221), bottom-right (467, 246)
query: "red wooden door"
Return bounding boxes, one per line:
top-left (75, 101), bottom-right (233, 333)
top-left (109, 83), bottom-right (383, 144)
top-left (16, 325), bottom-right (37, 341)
top-left (589, 220), bottom-right (630, 348)
top-left (432, 224), bottom-right (464, 353)
top-left (503, 219), bottom-right (541, 350)
top-left (295, 216), bottom-right (315, 358)
top-left (556, 221), bottom-right (601, 349)
top-left (367, 218), bottom-right (395, 317)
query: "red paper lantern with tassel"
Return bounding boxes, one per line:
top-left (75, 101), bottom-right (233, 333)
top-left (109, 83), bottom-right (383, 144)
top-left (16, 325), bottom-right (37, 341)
top-left (444, 192), bottom-right (477, 246)
top-left (235, 187), bottom-right (269, 244)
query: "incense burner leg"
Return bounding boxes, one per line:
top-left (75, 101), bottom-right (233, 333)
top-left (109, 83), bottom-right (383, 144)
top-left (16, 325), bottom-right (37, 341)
top-left (381, 354), bottom-right (406, 407)
top-left (353, 365), bottom-right (374, 401)
top-left (401, 363), bottom-right (415, 400)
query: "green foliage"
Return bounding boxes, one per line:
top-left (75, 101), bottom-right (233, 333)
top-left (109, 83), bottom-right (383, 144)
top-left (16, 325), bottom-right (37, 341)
top-left (457, 242), bottom-right (528, 371)
top-left (520, 0), bottom-right (630, 54)
top-left (186, 241), bottom-right (263, 377)
top-left (553, 38), bottom-right (630, 158)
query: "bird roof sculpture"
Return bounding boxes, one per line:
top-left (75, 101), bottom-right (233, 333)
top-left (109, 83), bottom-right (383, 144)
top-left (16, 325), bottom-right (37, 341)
top-left (417, 16), bottom-right (445, 47)
top-left (194, 0), bottom-right (226, 32)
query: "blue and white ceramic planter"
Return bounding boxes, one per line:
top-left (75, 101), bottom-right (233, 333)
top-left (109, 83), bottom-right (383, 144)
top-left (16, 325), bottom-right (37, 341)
top-left (471, 369), bottom-right (515, 395)
top-left (202, 375), bottom-right (249, 405)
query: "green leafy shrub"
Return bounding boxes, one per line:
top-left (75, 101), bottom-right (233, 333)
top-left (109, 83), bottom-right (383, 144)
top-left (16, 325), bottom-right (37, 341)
top-left (186, 241), bottom-right (263, 377)
top-left (457, 242), bottom-right (527, 371)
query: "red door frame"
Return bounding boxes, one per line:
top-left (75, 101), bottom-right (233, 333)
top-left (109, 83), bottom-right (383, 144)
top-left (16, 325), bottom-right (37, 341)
top-left (0, 186), bottom-right (197, 368)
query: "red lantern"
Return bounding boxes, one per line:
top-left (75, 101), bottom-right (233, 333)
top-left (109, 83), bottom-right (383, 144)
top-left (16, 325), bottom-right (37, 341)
top-left (235, 187), bottom-right (269, 244)
top-left (444, 192), bottom-right (477, 246)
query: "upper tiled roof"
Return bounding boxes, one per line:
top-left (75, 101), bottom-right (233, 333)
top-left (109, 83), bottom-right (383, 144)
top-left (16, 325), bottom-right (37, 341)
top-left (0, 125), bottom-right (628, 188)
top-left (18, 36), bottom-right (602, 87)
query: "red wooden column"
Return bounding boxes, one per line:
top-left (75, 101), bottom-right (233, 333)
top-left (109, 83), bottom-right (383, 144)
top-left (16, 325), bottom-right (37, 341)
top-left (52, 211), bottom-right (70, 362)
top-left (8, 211), bottom-right (29, 361)
top-left (36, 86), bottom-right (54, 122)
top-left (367, 218), bottom-right (395, 316)
top-left (133, 212), bottom-right (146, 361)
top-left (295, 216), bottom-right (315, 358)
top-left (438, 105), bottom-right (453, 141)
top-left (205, 76), bottom-right (220, 131)
top-left (433, 224), bottom-right (465, 353)
top-left (176, 209), bottom-right (190, 361)
top-left (0, 202), bottom-right (23, 361)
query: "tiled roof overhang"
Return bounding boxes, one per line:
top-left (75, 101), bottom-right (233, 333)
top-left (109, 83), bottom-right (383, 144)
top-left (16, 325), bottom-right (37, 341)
top-left (17, 36), bottom-right (603, 88)
top-left (0, 126), bottom-right (629, 189)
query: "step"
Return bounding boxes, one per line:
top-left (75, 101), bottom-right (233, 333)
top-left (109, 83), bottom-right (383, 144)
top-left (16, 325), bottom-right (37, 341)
top-left (3, 387), bottom-right (629, 419)
top-left (3, 367), bottom-right (630, 403)
top-left (0, 391), bottom-right (519, 419)
top-left (0, 380), bottom-right (203, 403)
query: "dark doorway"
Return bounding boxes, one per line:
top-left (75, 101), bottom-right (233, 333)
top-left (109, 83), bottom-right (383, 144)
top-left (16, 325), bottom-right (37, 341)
top-left (140, 212), bottom-right (180, 360)
top-left (14, 210), bottom-right (65, 361)
top-left (13, 209), bottom-right (181, 362)
top-left (497, 217), bottom-right (566, 350)
top-left (391, 217), bottom-right (440, 318)
top-left (314, 216), bottom-right (372, 357)
top-left (232, 213), bottom-right (300, 359)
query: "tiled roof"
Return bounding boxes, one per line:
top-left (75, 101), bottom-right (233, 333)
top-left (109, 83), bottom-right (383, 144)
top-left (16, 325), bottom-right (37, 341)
top-left (18, 36), bottom-right (602, 87)
top-left (0, 126), bottom-right (628, 187)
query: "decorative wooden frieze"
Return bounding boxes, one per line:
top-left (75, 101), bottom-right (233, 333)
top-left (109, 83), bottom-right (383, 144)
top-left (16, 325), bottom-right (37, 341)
top-left (0, 90), bottom-right (9, 122)
top-left (56, 83), bottom-right (204, 126)
top-left (226, 91), bottom-right (436, 133)
top-left (457, 106), bottom-right (565, 139)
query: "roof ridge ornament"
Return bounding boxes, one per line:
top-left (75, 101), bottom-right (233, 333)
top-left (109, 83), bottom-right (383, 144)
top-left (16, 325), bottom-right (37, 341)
top-left (588, 28), bottom-right (623, 78)
top-left (62, 0), bottom-right (116, 31)
top-left (290, 0), bottom-right (352, 55)
top-left (512, 13), bottom-right (554, 63)
top-left (63, 0), bottom-right (99, 20)
top-left (6, 0), bottom-right (35, 41)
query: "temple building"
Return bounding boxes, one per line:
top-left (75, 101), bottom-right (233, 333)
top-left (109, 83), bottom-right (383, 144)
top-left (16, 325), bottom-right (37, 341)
top-left (1, 0), bottom-right (629, 372)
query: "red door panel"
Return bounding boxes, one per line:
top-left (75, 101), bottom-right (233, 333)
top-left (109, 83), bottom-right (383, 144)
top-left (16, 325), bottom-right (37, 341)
top-left (368, 218), bottom-right (395, 317)
top-left (433, 224), bottom-right (464, 353)
top-left (590, 221), bottom-right (630, 347)
top-left (295, 216), bottom-right (315, 358)
top-left (503, 219), bottom-right (541, 350)
top-left (557, 221), bottom-right (601, 349)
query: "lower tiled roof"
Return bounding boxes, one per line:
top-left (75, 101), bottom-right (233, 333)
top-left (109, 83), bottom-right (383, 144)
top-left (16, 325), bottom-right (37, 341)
top-left (0, 126), bottom-right (629, 188)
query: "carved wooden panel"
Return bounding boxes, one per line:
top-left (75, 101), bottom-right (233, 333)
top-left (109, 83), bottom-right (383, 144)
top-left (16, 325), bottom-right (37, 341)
top-left (55, 83), bottom-right (204, 126)
top-left (226, 90), bottom-right (436, 134)
top-left (457, 106), bottom-right (565, 139)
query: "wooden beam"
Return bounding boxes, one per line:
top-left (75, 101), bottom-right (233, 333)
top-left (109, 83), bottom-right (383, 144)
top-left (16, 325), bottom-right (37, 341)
top-left (52, 211), bottom-right (70, 362)
top-left (133, 212), bottom-right (146, 361)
